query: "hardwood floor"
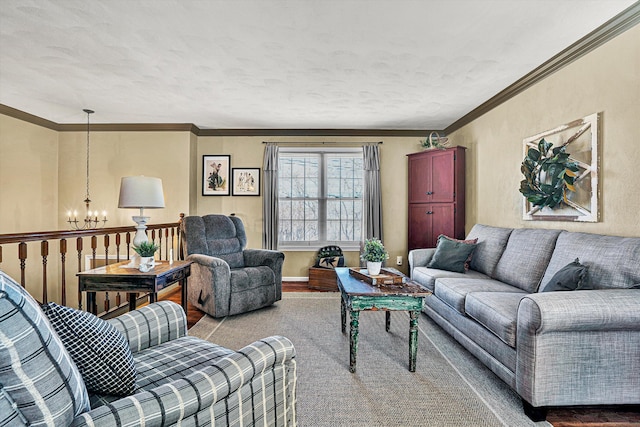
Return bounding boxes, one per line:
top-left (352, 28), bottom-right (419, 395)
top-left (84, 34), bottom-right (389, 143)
top-left (161, 282), bottom-right (640, 426)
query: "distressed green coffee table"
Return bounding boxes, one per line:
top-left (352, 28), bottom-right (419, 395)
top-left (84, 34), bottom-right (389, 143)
top-left (335, 267), bottom-right (431, 373)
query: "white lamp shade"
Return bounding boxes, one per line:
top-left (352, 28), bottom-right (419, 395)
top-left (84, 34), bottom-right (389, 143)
top-left (118, 176), bottom-right (165, 209)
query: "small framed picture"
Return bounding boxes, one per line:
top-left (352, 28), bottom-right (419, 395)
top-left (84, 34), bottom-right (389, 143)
top-left (232, 168), bottom-right (261, 196)
top-left (203, 155), bottom-right (231, 196)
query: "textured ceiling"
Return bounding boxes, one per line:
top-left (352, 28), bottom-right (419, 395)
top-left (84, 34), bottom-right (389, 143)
top-left (0, 0), bottom-right (636, 129)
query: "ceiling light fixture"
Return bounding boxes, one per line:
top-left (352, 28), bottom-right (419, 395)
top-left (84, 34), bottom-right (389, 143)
top-left (66, 109), bottom-right (108, 230)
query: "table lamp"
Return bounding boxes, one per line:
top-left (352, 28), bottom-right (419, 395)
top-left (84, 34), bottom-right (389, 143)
top-left (118, 176), bottom-right (165, 247)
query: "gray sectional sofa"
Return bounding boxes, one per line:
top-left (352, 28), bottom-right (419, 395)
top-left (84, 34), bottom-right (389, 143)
top-left (409, 224), bottom-right (640, 421)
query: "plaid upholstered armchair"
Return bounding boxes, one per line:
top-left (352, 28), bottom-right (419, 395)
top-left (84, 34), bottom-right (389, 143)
top-left (0, 270), bottom-right (297, 426)
top-left (182, 214), bottom-right (285, 318)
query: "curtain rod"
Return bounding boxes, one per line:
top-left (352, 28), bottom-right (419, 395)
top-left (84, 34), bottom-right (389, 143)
top-left (262, 141), bottom-right (382, 144)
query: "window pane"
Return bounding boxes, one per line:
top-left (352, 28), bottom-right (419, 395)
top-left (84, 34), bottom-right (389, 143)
top-left (279, 220), bottom-right (291, 241)
top-left (326, 178), bottom-right (340, 198)
top-left (279, 200), bottom-right (292, 219)
top-left (279, 158), bottom-right (292, 178)
top-left (354, 179), bottom-right (363, 198)
top-left (305, 221), bottom-right (318, 240)
top-left (291, 220), bottom-right (305, 241)
top-left (292, 178), bottom-right (305, 198)
top-left (292, 200), bottom-right (305, 219)
top-left (306, 178), bottom-right (318, 198)
top-left (305, 200), bottom-right (318, 220)
top-left (327, 200), bottom-right (340, 220)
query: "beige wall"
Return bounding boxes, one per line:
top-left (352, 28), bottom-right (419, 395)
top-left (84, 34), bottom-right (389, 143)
top-left (57, 130), bottom-right (192, 229)
top-left (451, 24), bottom-right (640, 237)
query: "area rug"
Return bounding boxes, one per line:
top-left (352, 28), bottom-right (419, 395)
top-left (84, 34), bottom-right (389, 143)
top-left (189, 292), bottom-right (550, 426)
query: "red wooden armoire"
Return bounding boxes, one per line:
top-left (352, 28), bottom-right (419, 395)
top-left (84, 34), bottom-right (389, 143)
top-left (407, 146), bottom-right (466, 251)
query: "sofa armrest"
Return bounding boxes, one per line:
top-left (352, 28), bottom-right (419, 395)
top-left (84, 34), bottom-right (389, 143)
top-left (408, 248), bottom-right (436, 276)
top-left (519, 289), bottom-right (640, 333)
top-left (107, 301), bottom-right (187, 354)
top-left (244, 249), bottom-right (285, 282)
top-left (516, 289), bottom-right (640, 407)
top-left (244, 249), bottom-right (285, 269)
top-left (71, 336), bottom-right (297, 427)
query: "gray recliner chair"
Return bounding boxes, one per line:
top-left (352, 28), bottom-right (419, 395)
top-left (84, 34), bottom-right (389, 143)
top-left (181, 214), bottom-right (284, 318)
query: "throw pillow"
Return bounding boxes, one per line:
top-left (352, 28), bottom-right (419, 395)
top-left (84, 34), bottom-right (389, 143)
top-left (540, 258), bottom-right (588, 292)
top-left (427, 234), bottom-right (478, 273)
top-left (41, 302), bottom-right (137, 396)
top-left (437, 235), bottom-right (478, 270)
top-left (1, 270), bottom-right (90, 425)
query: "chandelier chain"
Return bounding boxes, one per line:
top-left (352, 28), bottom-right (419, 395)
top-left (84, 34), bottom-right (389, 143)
top-left (85, 110), bottom-right (91, 202)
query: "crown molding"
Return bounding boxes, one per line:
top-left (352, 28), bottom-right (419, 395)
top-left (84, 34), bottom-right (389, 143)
top-left (444, 3), bottom-right (640, 134)
top-left (0, 104), bottom-right (434, 136)
top-left (0, 104), bottom-right (60, 130)
top-left (56, 122), bottom-right (197, 132)
top-left (197, 128), bottom-right (433, 137)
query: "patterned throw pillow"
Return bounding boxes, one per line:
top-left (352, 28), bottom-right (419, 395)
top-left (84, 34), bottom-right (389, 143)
top-left (0, 270), bottom-right (90, 425)
top-left (41, 302), bottom-right (137, 396)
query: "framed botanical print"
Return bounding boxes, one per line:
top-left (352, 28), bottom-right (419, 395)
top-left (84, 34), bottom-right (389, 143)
top-left (232, 168), bottom-right (261, 196)
top-left (202, 155), bottom-right (231, 196)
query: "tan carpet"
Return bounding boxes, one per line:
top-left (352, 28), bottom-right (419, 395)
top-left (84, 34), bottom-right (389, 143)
top-left (189, 292), bottom-right (550, 427)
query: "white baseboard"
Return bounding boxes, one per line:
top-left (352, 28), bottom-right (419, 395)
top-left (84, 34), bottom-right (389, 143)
top-left (284, 276), bottom-right (309, 282)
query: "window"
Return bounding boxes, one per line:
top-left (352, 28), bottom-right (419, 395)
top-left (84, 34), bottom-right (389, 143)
top-left (278, 148), bottom-right (363, 249)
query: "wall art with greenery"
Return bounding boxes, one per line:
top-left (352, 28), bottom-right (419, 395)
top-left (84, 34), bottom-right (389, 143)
top-left (520, 112), bottom-right (600, 222)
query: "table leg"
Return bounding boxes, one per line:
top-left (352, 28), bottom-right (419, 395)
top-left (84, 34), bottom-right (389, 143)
top-left (341, 295), bottom-right (346, 333)
top-left (409, 310), bottom-right (419, 372)
top-left (150, 292), bottom-right (157, 303)
top-left (128, 293), bottom-right (137, 311)
top-left (87, 291), bottom-right (97, 315)
top-left (385, 310), bottom-right (391, 332)
top-left (349, 309), bottom-right (360, 373)
top-left (180, 278), bottom-right (188, 315)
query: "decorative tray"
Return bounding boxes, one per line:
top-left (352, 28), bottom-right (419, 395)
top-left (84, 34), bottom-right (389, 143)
top-left (348, 268), bottom-right (407, 286)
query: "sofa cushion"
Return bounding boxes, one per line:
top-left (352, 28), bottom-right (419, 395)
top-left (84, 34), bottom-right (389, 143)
top-left (427, 235), bottom-right (478, 273)
top-left (412, 267), bottom-right (488, 292)
top-left (465, 292), bottom-right (527, 348)
top-left (540, 258), bottom-right (588, 292)
top-left (465, 224), bottom-right (513, 276)
top-left (493, 228), bottom-right (562, 292)
top-left (90, 335), bottom-right (233, 408)
top-left (41, 302), bottom-right (137, 396)
top-left (540, 231), bottom-right (640, 290)
top-left (434, 277), bottom-right (526, 315)
top-left (0, 270), bottom-right (90, 425)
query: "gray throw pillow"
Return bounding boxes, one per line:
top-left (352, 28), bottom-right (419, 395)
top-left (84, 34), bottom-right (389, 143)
top-left (427, 235), bottom-right (478, 273)
top-left (541, 258), bottom-right (588, 292)
top-left (41, 302), bottom-right (137, 396)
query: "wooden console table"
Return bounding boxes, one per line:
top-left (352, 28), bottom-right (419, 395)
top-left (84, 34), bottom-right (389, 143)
top-left (77, 260), bottom-right (192, 315)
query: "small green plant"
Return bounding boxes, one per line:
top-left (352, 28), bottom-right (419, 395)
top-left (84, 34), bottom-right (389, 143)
top-left (360, 238), bottom-right (389, 263)
top-left (133, 241), bottom-right (159, 257)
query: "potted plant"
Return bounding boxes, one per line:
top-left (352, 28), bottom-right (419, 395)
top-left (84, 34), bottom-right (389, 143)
top-left (133, 241), bottom-right (158, 271)
top-left (361, 237), bottom-right (388, 275)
